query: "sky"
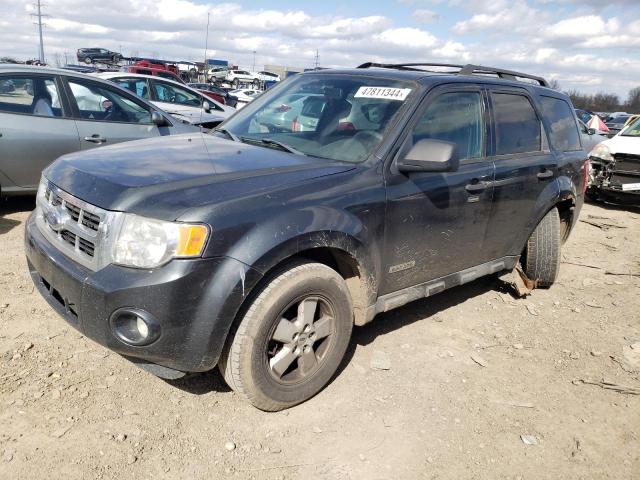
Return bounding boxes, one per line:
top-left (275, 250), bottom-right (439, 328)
top-left (2, 0), bottom-right (639, 99)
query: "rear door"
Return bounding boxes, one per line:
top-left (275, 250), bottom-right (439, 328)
top-left (382, 86), bottom-right (495, 294)
top-left (0, 73), bottom-right (80, 189)
top-left (483, 88), bottom-right (559, 259)
top-left (63, 76), bottom-right (163, 150)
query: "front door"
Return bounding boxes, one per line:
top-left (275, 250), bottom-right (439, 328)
top-left (382, 87), bottom-right (495, 294)
top-left (0, 74), bottom-right (80, 189)
top-left (64, 76), bottom-right (161, 150)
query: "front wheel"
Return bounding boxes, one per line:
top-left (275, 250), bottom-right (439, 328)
top-left (521, 207), bottom-right (561, 287)
top-left (84, 57), bottom-right (92, 64)
top-left (219, 262), bottom-right (353, 411)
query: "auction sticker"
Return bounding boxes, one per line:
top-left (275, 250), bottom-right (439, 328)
top-left (354, 86), bottom-right (412, 101)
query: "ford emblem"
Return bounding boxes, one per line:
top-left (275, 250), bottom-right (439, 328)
top-left (45, 209), bottom-right (70, 232)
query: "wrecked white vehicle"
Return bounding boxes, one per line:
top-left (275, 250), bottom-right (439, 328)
top-left (588, 116), bottom-right (640, 205)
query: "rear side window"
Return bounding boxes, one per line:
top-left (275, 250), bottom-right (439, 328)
top-left (540, 96), bottom-right (581, 151)
top-left (0, 76), bottom-right (63, 117)
top-left (492, 93), bottom-right (541, 155)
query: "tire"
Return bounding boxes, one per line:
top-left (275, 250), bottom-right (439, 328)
top-left (521, 207), bottom-right (561, 287)
top-left (253, 79), bottom-right (260, 88)
top-left (219, 262), bottom-right (353, 411)
top-left (233, 78), bottom-right (240, 88)
top-left (84, 57), bottom-right (92, 64)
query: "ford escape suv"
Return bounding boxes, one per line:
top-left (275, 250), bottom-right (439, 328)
top-left (25, 63), bottom-right (587, 411)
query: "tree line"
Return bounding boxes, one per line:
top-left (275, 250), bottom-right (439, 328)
top-left (562, 85), bottom-right (640, 114)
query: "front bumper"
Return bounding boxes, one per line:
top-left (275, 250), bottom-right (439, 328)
top-left (25, 212), bottom-right (262, 373)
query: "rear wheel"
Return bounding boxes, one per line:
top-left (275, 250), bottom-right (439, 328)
top-left (521, 207), bottom-right (561, 287)
top-left (219, 262), bottom-right (353, 411)
top-left (84, 57), bottom-right (92, 64)
top-left (233, 78), bottom-right (240, 88)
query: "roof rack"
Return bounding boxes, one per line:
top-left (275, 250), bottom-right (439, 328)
top-left (356, 62), bottom-right (549, 87)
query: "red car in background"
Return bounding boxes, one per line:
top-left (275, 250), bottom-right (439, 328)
top-left (188, 83), bottom-right (238, 108)
top-left (124, 60), bottom-right (185, 84)
top-left (125, 65), bottom-right (184, 84)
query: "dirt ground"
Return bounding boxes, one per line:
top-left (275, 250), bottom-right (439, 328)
top-left (1, 197), bottom-right (638, 480)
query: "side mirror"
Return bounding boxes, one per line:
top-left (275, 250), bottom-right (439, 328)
top-left (587, 128), bottom-right (596, 135)
top-left (202, 101), bottom-right (211, 113)
top-left (151, 111), bottom-right (168, 127)
top-left (396, 139), bottom-right (460, 173)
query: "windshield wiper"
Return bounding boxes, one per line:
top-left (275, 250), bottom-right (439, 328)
top-left (240, 137), bottom-right (307, 156)
top-left (215, 127), bottom-right (240, 142)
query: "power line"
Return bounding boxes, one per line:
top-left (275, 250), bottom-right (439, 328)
top-left (31, 0), bottom-right (49, 63)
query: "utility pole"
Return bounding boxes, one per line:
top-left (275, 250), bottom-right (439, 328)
top-left (203, 12), bottom-right (210, 75)
top-left (31, 0), bottom-right (48, 63)
top-left (314, 49), bottom-right (319, 69)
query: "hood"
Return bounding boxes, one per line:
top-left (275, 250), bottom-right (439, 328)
top-left (45, 133), bottom-right (355, 219)
top-left (152, 101), bottom-right (230, 124)
top-left (602, 135), bottom-right (640, 155)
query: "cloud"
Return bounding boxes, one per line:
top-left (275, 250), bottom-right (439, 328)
top-left (413, 9), bottom-right (440, 24)
top-left (1, 0), bottom-right (639, 98)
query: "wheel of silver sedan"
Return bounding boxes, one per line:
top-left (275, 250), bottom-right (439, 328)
top-left (219, 262), bottom-right (353, 411)
top-left (267, 296), bottom-right (335, 383)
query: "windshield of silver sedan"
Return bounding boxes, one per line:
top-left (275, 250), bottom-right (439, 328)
top-left (216, 74), bottom-right (415, 162)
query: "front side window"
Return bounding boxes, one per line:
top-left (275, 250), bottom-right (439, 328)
top-left (540, 96), bottom-right (581, 151)
top-left (221, 74), bottom-right (414, 163)
top-left (68, 79), bottom-right (152, 123)
top-left (151, 80), bottom-right (202, 107)
top-left (411, 91), bottom-right (484, 161)
top-left (0, 76), bottom-right (62, 117)
top-left (492, 93), bottom-right (541, 155)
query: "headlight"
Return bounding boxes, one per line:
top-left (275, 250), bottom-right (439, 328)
top-left (589, 143), bottom-right (613, 161)
top-left (112, 214), bottom-right (209, 269)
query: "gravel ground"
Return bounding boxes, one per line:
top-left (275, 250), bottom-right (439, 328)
top-left (1, 197), bottom-right (639, 480)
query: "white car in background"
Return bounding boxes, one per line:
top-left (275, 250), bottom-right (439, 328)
top-left (97, 72), bottom-right (235, 129)
top-left (229, 88), bottom-right (262, 109)
top-left (225, 70), bottom-right (260, 88)
top-left (253, 71), bottom-right (281, 83)
top-left (208, 67), bottom-right (228, 82)
top-left (588, 116), bottom-right (640, 204)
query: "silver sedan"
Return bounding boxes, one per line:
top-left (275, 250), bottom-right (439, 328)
top-left (0, 65), bottom-right (198, 196)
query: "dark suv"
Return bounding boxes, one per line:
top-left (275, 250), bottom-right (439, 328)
top-left (77, 48), bottom-right (122, 65)
top-left (25, 63), bottom-right (587, 411)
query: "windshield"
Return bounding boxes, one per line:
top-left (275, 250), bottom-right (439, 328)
top-left (621, 117), bottom-right (640, 137)
top-left (218, 73), bottom-right (415, 163)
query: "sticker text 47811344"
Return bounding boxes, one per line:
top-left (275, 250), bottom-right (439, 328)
top-left (354, 87), bottom-right (412, 101)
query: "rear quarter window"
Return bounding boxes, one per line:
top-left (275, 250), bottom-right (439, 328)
top-left (492, 93), bottom-right (541, 155)
top-left (540, 96), bottom-right (581, 151)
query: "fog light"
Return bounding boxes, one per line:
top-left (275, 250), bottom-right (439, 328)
top-left (110, 308), bottom-right (161, 346)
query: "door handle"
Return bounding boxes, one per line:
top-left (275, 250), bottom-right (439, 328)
top-left (537, 169), bottom-right (554, 180)
top-left (465, 181), bottom-right (489, 193)
top-left (84, 135), bottom-right (107, 144)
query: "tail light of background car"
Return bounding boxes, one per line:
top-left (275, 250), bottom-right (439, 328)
top-left (582, 159), bottom-right (589, 194)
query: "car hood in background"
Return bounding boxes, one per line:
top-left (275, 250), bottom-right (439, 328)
top-left (152, 101), bottom-right (232, 125)
top-left (44, 133), bottom-right (355, 219)
top-left (602, 135), bottom-right (640, 155)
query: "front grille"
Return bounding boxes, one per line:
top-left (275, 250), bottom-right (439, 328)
top-left (614, 153), bottom-right (640, 175)
top-left (37, 181), bottom-right (114, 271)
top-left (54, 228), bottom-right (96, 258)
